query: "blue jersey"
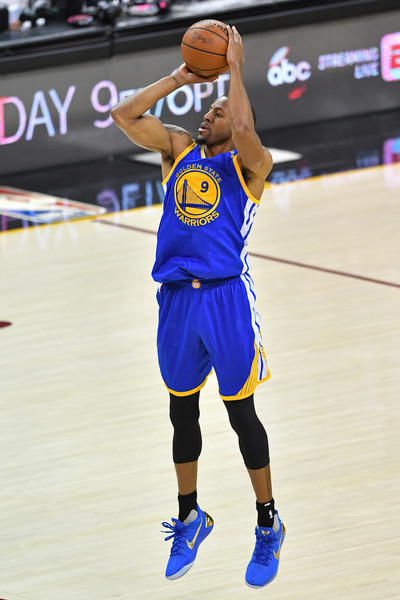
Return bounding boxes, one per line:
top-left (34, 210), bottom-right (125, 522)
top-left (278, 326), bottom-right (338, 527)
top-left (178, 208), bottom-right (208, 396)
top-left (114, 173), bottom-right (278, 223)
top-left (152, 142), bottom-right (261, 283)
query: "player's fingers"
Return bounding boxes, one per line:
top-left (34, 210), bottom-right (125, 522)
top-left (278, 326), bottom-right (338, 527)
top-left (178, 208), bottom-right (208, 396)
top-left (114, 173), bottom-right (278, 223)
top-left (233, 26), bottom-right (242, 43)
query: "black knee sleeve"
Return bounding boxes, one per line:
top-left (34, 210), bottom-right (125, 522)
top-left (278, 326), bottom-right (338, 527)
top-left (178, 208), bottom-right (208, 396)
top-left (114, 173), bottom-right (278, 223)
top-left (224, 395), bottom-right (270, 470)
top-left (169, 392), bottom-right (202, 464)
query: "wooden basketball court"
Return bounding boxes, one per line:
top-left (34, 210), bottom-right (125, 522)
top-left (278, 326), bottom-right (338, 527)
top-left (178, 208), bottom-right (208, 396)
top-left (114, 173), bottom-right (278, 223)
top-left (1, 163), bottom-right (399, 600)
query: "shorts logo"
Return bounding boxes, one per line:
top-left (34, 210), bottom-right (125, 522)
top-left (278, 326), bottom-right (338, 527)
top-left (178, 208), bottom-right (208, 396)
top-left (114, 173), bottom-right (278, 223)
top-left (381, 32), bottom-right (400, 81)
top-left (174, 169), bottom-right (220, 227)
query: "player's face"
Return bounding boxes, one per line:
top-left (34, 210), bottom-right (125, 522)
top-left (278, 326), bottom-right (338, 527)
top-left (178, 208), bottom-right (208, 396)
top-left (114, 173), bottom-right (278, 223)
top-left (196, 97), bottom-right (232, 146)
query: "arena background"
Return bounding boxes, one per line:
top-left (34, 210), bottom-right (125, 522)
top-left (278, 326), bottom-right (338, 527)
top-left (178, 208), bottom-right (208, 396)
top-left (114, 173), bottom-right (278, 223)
top-left (1, 0), bottom-right (400, 176)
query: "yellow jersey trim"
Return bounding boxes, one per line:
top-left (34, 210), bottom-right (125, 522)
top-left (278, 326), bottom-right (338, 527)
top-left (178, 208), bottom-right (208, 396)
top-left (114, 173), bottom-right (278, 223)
top-left (162, 142), bottom-right (196, 187)
top-left (165, 369), bottom-right (213, 397)
top-left (232, 154), bottom-right (261, 205)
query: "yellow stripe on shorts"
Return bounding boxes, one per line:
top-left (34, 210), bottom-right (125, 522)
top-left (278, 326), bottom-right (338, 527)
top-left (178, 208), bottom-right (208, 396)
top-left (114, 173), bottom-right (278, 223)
top-left (220, 341), bottom-right (271, 401)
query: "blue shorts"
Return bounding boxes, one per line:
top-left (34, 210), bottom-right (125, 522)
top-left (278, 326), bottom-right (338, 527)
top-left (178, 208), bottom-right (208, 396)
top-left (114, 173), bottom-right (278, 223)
top-left (156, 274), bottom-right (270, 400)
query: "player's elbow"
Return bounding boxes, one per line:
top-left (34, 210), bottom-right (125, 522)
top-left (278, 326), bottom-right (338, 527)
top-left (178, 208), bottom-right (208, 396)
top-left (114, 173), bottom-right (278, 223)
top-left (111, 105), bottom-right (141, 133)
top-left (110, 104), bottom-right (125, 127)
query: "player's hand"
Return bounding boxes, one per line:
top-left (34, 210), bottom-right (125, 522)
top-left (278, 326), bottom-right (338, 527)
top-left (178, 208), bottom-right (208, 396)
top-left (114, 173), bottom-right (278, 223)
top-left (226, 25), bottom-right (244, 68)
top-left (173, 64), bottom-right (218, 86)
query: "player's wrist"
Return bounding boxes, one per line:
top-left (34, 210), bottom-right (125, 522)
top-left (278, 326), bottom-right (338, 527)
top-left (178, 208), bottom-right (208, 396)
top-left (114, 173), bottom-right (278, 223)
top-left (171, 74), bottom-right (185, 89)
top-left (227, 60), bottom-right (242, 73)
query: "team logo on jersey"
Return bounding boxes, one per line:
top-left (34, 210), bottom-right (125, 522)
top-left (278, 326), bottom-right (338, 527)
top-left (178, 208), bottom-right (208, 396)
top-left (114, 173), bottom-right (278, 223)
top-left (174, 169), bottom-right (220, 226)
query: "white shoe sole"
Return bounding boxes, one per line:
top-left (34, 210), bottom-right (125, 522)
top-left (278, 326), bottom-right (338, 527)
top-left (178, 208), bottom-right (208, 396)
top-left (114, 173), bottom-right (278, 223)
top-left (166, 560), bottom-right (195, 580)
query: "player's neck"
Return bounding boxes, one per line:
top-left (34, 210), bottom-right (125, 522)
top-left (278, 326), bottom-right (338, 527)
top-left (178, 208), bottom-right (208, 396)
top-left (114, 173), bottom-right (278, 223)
top-left (204, 140), bottom-right (236, 158)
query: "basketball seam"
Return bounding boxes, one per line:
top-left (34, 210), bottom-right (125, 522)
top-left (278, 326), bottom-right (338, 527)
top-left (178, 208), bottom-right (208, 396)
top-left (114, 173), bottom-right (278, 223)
top-left (181, 43), bottom-right (227, 58)
top-left (184, 27), bottom-right (228, 43)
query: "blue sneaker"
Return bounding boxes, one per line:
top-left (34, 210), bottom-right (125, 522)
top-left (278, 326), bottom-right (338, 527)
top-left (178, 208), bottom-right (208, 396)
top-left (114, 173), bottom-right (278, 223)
top-left (161, 504), bottom-right (214, 580)
top-left (245, 511), bottom-right (286, 588)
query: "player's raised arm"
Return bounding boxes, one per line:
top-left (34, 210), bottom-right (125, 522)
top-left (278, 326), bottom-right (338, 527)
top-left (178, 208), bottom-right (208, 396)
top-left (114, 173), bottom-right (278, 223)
top-left (111, 65), bottom-right (211, 176)
top-left (225, 26), bottom-right (273, 193)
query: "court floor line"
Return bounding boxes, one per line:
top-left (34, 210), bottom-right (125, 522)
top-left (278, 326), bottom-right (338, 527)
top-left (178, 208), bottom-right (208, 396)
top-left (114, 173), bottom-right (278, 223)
top-left (94, 219), bottom-right (400, 289)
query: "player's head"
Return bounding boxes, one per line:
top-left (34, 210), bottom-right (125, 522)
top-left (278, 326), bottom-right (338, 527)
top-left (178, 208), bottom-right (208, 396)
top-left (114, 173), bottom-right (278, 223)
top-left (196, 96), bottom-right (231, 146)
top-left (196, 96), bottom-right (257, 147)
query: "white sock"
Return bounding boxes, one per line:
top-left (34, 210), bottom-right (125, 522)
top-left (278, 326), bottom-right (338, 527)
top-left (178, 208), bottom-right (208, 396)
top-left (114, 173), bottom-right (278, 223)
top-left (272, 513), bottom-right (280, 534)
top-left (183, 509), bottom-right (198, 526)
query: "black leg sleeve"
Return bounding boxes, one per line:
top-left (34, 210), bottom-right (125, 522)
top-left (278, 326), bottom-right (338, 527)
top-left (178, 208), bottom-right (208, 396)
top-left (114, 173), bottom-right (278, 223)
top-left (223, 394), bottom-right (270, 470)
top-left (169, 391), bottom-right (202, 464)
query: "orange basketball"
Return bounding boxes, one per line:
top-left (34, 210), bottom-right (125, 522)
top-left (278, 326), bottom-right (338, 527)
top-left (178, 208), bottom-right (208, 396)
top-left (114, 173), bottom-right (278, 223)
top-left (181, 19), bottom-right (229, 79)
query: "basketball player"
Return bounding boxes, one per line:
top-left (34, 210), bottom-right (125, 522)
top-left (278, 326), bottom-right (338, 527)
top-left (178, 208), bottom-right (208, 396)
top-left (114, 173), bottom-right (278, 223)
top-left (111, 25), bottom-right (285, 588)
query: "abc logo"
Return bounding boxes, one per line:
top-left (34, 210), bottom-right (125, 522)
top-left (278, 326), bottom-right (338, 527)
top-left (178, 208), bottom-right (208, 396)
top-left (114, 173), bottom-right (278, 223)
top-left (267, 47), bottom-right (311, 86)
